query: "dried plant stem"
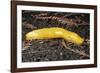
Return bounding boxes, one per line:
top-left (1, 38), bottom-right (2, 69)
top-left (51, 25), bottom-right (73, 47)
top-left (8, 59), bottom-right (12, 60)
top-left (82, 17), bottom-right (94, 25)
top-left (34, 15), bottom-right (89, 26)
top-left (23, 49), bottom-right (51, 54)
top-left (61, 40), bottom-right (89, 57)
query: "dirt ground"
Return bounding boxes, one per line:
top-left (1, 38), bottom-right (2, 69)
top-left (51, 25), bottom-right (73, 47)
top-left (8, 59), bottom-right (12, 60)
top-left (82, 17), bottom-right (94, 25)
top-left (22, 10), bottom-right (90, 62)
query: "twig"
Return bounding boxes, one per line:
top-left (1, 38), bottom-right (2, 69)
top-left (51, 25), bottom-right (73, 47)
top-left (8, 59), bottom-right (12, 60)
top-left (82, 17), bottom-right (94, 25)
top-left (35, 16), bottom-right (78, 25)
top-left (61, 40), bottom-right (89, 57)
top-left (23, 49), bottom-right (51, 54)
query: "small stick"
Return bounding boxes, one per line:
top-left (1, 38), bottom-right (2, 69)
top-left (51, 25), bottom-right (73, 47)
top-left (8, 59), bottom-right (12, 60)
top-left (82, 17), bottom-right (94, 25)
top-left (61, 40), bottom-right (89, 57)
top-left (23, 49), bottom-right (51, 54)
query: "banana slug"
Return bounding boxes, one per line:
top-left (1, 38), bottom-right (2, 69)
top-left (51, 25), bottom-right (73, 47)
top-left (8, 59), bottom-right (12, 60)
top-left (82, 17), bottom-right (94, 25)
top-left (25, 27), bottom-right (84, 45)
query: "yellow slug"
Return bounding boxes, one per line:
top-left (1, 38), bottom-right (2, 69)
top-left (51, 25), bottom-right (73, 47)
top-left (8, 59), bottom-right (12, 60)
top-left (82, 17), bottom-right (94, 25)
top-left (25, 27), bottom-right (84, 45)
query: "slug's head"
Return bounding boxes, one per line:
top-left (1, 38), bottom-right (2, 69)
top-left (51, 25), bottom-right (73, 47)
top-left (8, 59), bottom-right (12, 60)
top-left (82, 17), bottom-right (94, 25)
top-left (25, 31), bottom-right (38, 40)
top-left (25, 32), bottom-right (32, 40)
top-left (24, 32), bottom-right (35, 46)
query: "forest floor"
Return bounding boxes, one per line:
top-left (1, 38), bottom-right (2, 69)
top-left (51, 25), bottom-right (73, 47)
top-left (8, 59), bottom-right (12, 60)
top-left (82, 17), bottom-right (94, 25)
top-left (22, 10), bottom-right (90, 62)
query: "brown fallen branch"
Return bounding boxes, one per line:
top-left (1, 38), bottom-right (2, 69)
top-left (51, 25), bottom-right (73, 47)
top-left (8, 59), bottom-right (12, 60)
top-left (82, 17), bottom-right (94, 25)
top-left (61, 40), bottom-right (89, 57)
top-left (35, 16), bottom-right (78, 25)
top-left (35, 15), bottom-right (89, 26)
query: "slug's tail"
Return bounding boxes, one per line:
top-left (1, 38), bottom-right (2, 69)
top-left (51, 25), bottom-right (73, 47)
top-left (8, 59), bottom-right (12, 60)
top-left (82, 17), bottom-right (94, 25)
top-left (63, 31), bottom-right (84, 45)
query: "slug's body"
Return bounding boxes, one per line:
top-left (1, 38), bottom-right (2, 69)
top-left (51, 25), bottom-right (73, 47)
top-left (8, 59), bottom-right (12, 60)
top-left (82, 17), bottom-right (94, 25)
top-left (26, 27), bottom-right (84, 45)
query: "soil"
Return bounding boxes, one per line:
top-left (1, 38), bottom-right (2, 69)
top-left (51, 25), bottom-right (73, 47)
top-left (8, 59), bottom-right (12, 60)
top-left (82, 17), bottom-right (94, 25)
top-left (22, 10), bottom-right (90, 62)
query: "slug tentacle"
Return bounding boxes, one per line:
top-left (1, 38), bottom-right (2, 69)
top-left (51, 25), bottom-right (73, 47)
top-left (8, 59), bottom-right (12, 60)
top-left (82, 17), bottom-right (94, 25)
top-left (26, 27), bottom-right (84, 45)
